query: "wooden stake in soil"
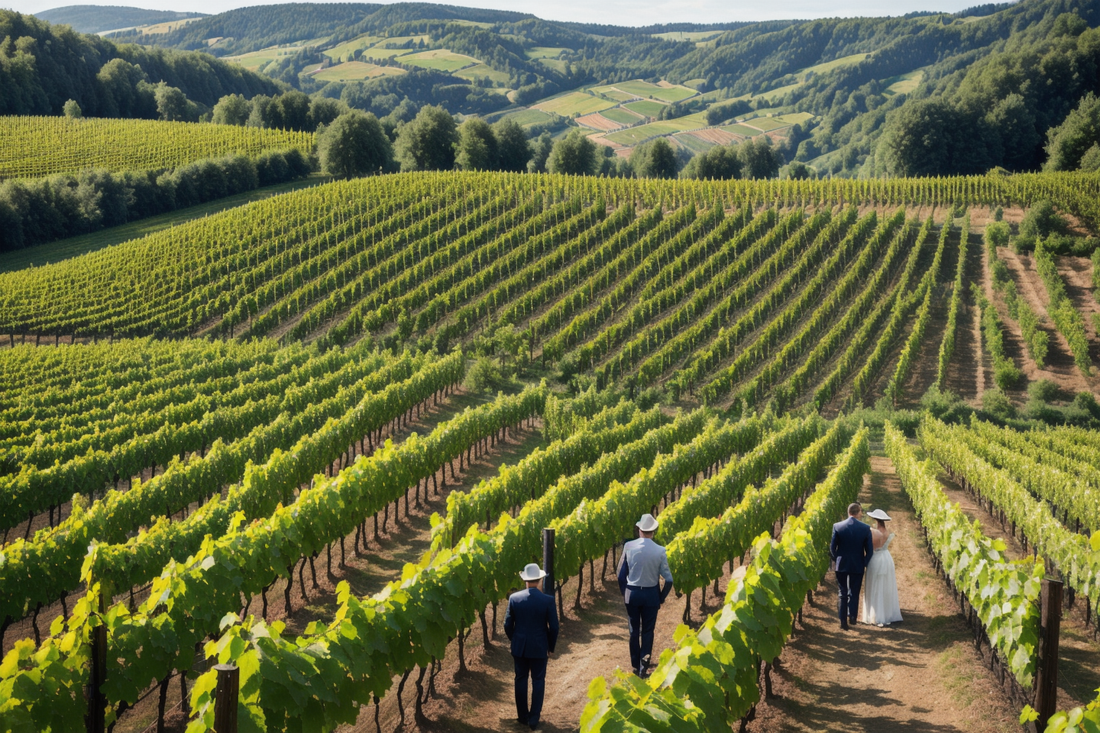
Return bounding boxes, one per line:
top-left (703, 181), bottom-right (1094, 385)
top-left (213, 664), bottom-right (239, 733)
top-left (1029, 578), bottom-right (1063, 733)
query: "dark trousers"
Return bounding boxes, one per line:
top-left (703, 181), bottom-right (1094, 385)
top-left (513, 655), bottom-right (548, 724)
top-left (836, 570), bottom-right (864, 624)
top-left (625, 585), bottom-right (660, 672)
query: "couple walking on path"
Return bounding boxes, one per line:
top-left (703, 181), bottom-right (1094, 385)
top-left (831, 502), bottom-right (903, 629)
top-left (503, 513), bottom-right (674, 728)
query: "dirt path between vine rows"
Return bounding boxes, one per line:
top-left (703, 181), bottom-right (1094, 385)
top-left (752, 456), bottom-right (1020, 733)
top-left (345, 456), bottom-right (1033, 733)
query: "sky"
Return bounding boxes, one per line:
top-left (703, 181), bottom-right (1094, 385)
top-left (6, 0), bottom-right (985, 27)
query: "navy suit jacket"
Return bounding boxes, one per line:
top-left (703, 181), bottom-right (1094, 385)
top-left (504, 587), bottom-right (559, 659)
top-left (830, 516), bottom-right (874, 574)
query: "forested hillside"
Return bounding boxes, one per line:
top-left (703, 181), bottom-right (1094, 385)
top-left (0, 11), bottom-right (282, 116)
top-left (86, 0), bottom-right (1100, 178)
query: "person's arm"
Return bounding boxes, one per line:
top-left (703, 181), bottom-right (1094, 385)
top-left (504, 598), bottom-right (516, 641)
top-left (617, 545), bottom-right (630, 596)
top-left (547, 596), bottom-right (560, 654)
top-left (863, 527), bottom-right (874, 567)
top-left (658, 550), bottom-right (674, 604)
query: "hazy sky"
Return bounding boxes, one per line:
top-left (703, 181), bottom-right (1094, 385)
top-left (7, 0), bottom-right (984, 27)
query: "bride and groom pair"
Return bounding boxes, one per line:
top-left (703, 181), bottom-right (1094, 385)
top-left (830, 502), bottom-right (902, 629)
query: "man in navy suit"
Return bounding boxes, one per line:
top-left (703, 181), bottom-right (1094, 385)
top-left (504, 563), bottom-right (559, 730)
top-left (830, 502), bottom-right (874, 630)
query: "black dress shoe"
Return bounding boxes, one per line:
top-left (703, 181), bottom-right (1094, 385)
top-left (840, 622), bottom-right (849, 631)
top-left (849, 617), bottom-right (857, 626)
top-left (529, 720), bottom-right (540, 730)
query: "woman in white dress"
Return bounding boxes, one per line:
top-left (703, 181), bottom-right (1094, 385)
top-left (862, 509), bottom-right (903, 626)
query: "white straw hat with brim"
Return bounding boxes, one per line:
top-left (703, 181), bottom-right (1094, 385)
top-left (520, 563), bottom-right (547, 581)
top-left (636, 513), bottom-right (659, 533)
top-left (867, 509), bottom-right (892, 521)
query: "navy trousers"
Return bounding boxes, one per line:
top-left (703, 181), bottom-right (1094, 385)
top-left (836, 570), bottom-right (864, 624)
top-left (513, 655), bottom-right (548, 725)
top-left (625, 585), bottom-right (660, 672)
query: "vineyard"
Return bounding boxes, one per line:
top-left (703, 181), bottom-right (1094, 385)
top-left (0, 117), bottom-right (315, 179)
top-left (2, 169), bottom-right (1100, 733)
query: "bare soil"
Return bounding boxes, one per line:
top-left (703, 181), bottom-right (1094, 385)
top-left (997, 247), bottom-right (1093, 394)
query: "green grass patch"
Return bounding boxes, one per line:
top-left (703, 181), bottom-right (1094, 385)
top-left (600, 107), bottom-right (644, 125)
top-left (774, 112), bottom-right (815, 125)
top-left (537, 58), bottom-right (569, 74)
top-left (622, 99), bottom-right (666, 118)
top-left (723, 123), bottom-right (764, 137)
top-left (311, 61), bottom-right (405, 82)
top-left (883, 70), bottom-right (924, 96)
top-left (798, 52), bottom-right (870, 76)
top-left (754, 82), bottom-right (801, 102)
top-left (672, 132), bottom-right (715, 154)
top-left (615, 80), bottom-right (697, 103)
top-left (0, 175), bottom-right (328, 274)
top-left (400, 49), bottom-right (479, 72)
top-left (454, 63), bottom-right (511, 85)
top-left (533, 92), bottom-right (616, 116)
top-left (323, 34), bottom-right (384, 61)
top-left (603, 117), bottom-right (705, 145)
top-left (525, 46), bottom-right (567, 59)
top-left (651, 31), bottom-right (724, 42)
top-left (501, 109), bottom-right (555, 127)
top-left (741, 116), bottom-right (790, 132)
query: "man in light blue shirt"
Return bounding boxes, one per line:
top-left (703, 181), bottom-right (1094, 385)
top-left (616, 513), bottom-right (674, 677)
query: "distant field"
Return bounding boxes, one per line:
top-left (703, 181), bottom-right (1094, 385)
top-left (603, 115), bottom-right (706, 145)
top-left (723, 123), bottom-right (765, 137)
top-left (622, 99), bottom-right (666, 118)
top-left (500, 109), bottom-right (556, 127)
top-left (754, 82), bottom-right (801, 102)
top-left (672, 132), bottom-right (714, 154)
top-left (651, 30), bottom-right (724, 43)
top-left (226, 45), bottom-right (302, 72)
top-left (798, 52), bottom-right (870, 76)
top-left (576, 113), bottom-right (622, 131)
top-left (323, 34), bottom-right (383, 61)
top-left (539, 58), bottom-right (570, 73)
top-left (597, 89), bottom-right (636, 102)
top-left (131, 17), bottom-right (200, 34)
top-left (310, 61), bottom-right (406, 82)
top-left (615, 80), bottom-right (697, 103)
top-left (400, 49), bottom-right (479, 71)
top-left (532, 92), bottom-right (615, 116)
top-left (361, 35), bottom-right (429, 59)
top-left (682, 127), bottom-right (740, 145)
top-left (775, 112), bottom-right (815, 125)
top-left (741, 116), bottom-right (791, 132)
top-left (884, 70), bottom-right (924, 95)
top-left (454, 63), bottom-right (511, 85)
top-left (525, 46), bottom-right (567, 59)
top-left (601, 107), bottom-right (645, 125)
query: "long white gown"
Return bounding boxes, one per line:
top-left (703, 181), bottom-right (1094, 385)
top-left (862, 533), bottom-right (903, 625)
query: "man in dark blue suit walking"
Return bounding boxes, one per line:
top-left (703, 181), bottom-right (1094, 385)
top-left (504, 563), bottom-right (559, 730)
top-left (830, 502), bottom-right (874, 630)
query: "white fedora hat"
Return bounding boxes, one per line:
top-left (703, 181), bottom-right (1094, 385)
top-left (636, 513), bottom-right (659, 533)
top-left (867, 509), bottom-right (892, 521)
top-left (519, 563), bottom-right (547, 581)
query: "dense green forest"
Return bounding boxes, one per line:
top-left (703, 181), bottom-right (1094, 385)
top-left (0, 11), bottom-right (281, 116)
